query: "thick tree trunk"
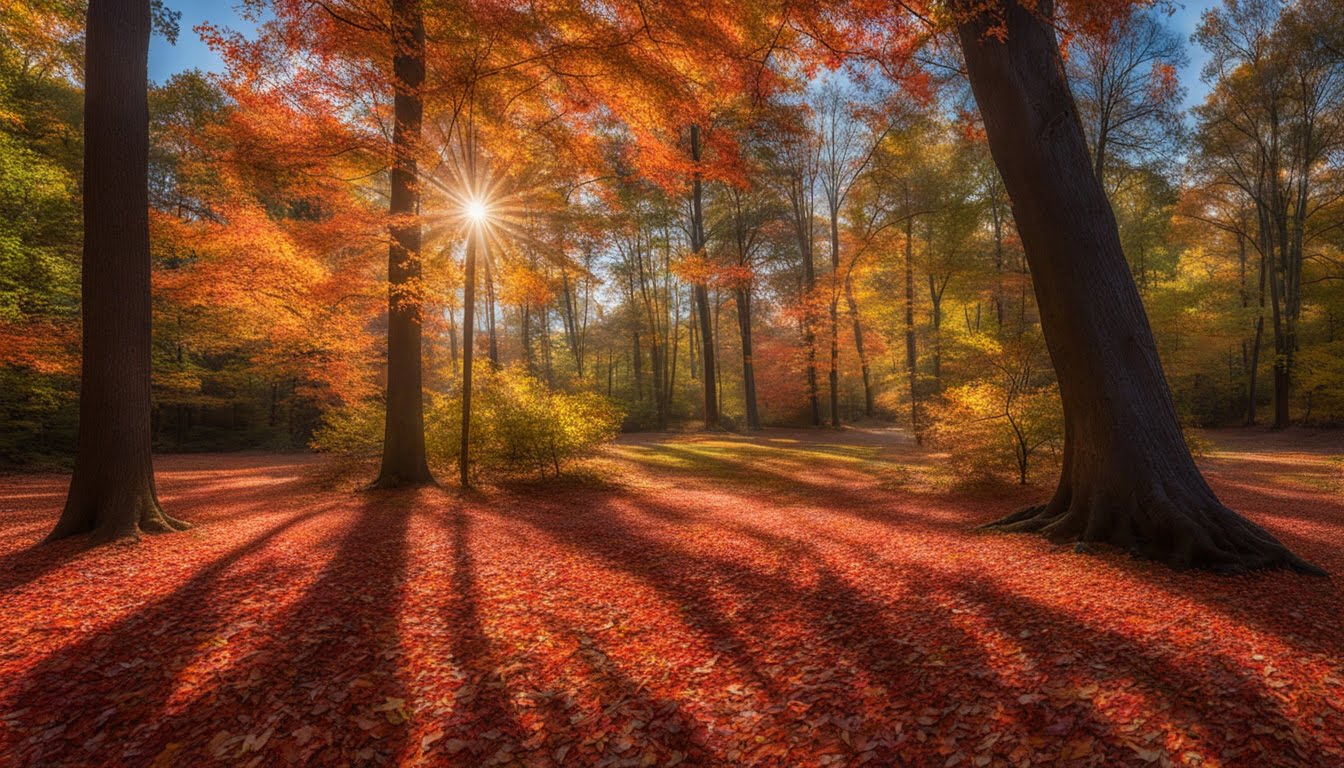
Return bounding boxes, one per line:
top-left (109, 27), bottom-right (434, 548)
top-left (50, 0), bottom-right (189, 542)
top-left (956, 0), bottom-right (1320, 574)
top-left (690, 125), bottom-right (719, 428)
top-left (375, 0), bottom-right (433, 488)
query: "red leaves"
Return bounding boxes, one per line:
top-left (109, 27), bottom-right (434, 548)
top-left (1, 436), bottom-right (1343, 766)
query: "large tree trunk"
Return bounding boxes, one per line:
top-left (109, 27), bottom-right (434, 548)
top-left (49, 0), bottom-right (189, 542)
top-left (690, 125), bottom-right (719, 428)
top-left (956, 0), bottom-right (1320, 574)
top-left (374, 0), bottom-right (433, 488)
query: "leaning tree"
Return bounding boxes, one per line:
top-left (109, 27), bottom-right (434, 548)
top-left (953, 0), bottom-right (1320, 573)
top-left (49, 0), bottom-right (190, 542)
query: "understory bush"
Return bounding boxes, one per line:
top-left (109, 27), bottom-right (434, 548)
top-left (313, 365), bottom-right (623, 479)
top-left (927, 332), bottom-right (1063, 485)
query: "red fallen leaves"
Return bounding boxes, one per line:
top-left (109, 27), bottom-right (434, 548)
top-left (0, 435), bottom-right (1342, 767)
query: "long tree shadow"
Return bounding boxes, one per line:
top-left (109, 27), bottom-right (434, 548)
top-left (163, 490), bottom-right (417, 764)
top-left (0, 502), bottom-right (332, 764)
top-left (0, 460), bottom-right (330, 594)
top-left (0, 489), bottom-right (412, 766)
top-left (496, 482), bottom-right (1338, 763)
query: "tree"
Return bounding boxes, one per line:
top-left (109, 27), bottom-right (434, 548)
top-left (689, 124), bottom-right (720, 428)
top-left (48, 0), bottom-right (190, 542)
top-left (374, 0), bottom-right (433, 487)
top-left (1191, 0), bottom-right (1344, 429)
top-left (816, 81), bottom-right (886, 427)
top-left (1067, 8), bottom-right (1187, 190)
top-left (955, 0), bottom-right (1320, 573)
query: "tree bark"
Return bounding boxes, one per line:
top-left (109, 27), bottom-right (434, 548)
top-left (49, 0), bottom-right (189, 542)
top-left (374, 0), bottom-right (433, 487)
top-left (956, 0), bottom-right (1320, 574)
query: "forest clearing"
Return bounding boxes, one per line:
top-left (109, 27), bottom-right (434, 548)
top-left (2, 430), bottom-right (1341, 766)
top-left (6, 0), bottom-right (1344, 764)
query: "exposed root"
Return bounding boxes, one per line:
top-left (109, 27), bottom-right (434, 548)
top-left (982, 492), bottom-right (1326, 576)
top-left (48, 488), bottom-right (190, 545)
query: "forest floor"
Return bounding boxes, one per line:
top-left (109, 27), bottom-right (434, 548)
top-left (1, 428), bottom-right (1342, 767)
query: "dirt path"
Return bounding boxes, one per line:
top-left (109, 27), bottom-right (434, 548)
top-left (1, 434), bottom-right (1340, 766)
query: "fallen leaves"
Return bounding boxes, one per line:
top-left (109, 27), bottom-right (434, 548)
top-left (0, 440), bottom-right (1341, 767)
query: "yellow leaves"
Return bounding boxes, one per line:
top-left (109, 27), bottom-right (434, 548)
top-left (375, 696), bottom-right (410, 725)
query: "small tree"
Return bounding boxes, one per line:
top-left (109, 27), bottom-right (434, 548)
top-left (930, 332), bottom-right (1061, 485)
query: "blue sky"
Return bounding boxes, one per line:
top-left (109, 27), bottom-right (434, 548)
top-left (148, 1), bottom-right (258, 84)
top-left (149, 0), bottom-right (1222, 109)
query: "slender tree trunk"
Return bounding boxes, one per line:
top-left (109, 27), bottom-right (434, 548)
top-left (956, 0), bottom-right (1319, 573)
top-left (844, 273), bottom-right (873, 418)
top-left (50, 0), bottom-right (188, 542)
top-left (828, 209), bottom-right (841, 427)
top-left (903, 208), bottom-right (919, 441)
top-left (1247, 316), bottom-right (1263, 426)
top-left (447, 300), bottom-right (460, 376)
top-left (484, 239), bottom-right (499, 369)
top-left (374, 0), bottom-right (432, 487)
top-left (459, 228), bottom-right (478, 488)
top-left (541, 302), bottom-right (553, 386)
top-left (928, 274), bottom-right (944, 396)
top-left (736, 287), bottom-right (761, 429)
top-left (690, 125), bottom-right (718, 428)
top-left (521, 301), bottom-right (533, 374)
top-left (632, 329), bottom-right (643, 400)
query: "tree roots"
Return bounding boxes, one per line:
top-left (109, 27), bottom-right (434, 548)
top-left (982, 489), bottom-right (1326, 576)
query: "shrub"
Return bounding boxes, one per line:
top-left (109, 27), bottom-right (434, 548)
top-left (310, 397), bottom-right (383, 458)
top-left (927, 332), bottom-right (1062, 485)
top-left (429, 366), bottom-right (623, 478)
top-left (314, 365), bottom-right (623, 480)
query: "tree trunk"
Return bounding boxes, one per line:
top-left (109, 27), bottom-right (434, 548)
top-left (690, 125), bottom-right (719, 428)
top-left (956, 0), bottom-right (1319, 574)
top-left (448, 299), bottom-right (460, 376)
top-left (828, 209), bottom-right (841, 428)
top-left (632, 328), bottom-right (643, 400)
top-left (459, 228), bottom-right (479, 488)
top-left (844, 273), bottom-right (873, 418)
top-left (521, 301), bottom-right (533, 374)
top-left (736, 287), bottom-right (761, 429)
top-left (484, 239), bottom-right (499, 369)
top-left (374, 0), bottom-right (432, 488)
top-left (49, 0), bottom-right (189, 542)
top-left (928, 273), bottom-right (945, 396)
top-left (903, 209), bottom-right (919, 441)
